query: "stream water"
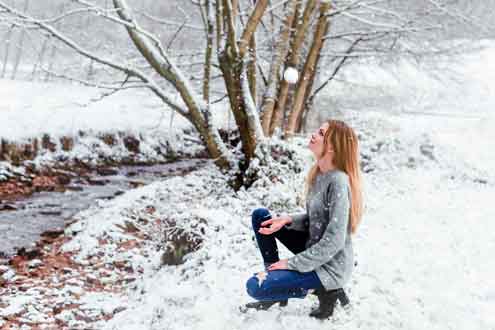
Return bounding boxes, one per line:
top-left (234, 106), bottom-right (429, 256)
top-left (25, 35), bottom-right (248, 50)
top-left (0, 159), bottom-right (207, 257)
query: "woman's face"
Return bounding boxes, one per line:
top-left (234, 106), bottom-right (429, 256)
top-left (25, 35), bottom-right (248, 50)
top-left (309, 122), bottom-right (330, 158)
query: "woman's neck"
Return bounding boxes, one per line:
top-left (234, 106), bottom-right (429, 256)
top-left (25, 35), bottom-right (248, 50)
top-left (317, 157), bottom-right (336, 173)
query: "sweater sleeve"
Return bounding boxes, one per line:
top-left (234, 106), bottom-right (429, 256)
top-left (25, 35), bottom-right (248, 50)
top-left (285, 212), bottom-right (309, 232)
top-left (287, 176), bottom-right (350, 272)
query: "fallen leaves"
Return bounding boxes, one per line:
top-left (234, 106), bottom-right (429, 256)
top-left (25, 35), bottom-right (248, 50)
top-left (117, 239), bottom-right (140, 251)
top-left (115, 220), bottom-right (140, 234)
top-left (0, 222), bottom-right (144, 329)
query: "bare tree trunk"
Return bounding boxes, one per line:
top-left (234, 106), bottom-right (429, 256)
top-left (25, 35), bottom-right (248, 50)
top-left (269, 0), bottom-right (317, 136)
top-left (203, 0), bottom-right (214, 103)
top-left (296, 54), bottom-right (319, 132)
top-left (45, 2), bottom-right (65, 82)
top-left (31, 35), bottom-right (48, 81)
top-left (259, 0), bottom-right (298, 136)
top-left (246, 0), bottom-right (258, 104)
top-left (285, 1), bottom-right (331, 137)
top-left (247, 32), bottom-right (256, 104)
top-left (1, 27), bottom-right (14, 78)
top-left (86, 59), bottom-right (94, 81)
top-left (219, 52), bottom-right (257, 160)
top-left (10, 0), bottom-right (29, 80)
top-left (217, 0), bottom-right (267, 164)
top-left (44, 42), bottom-right (57, 82)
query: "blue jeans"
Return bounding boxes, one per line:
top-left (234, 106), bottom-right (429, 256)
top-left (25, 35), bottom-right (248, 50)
top-left (246, 208), bottom-right (323, 301)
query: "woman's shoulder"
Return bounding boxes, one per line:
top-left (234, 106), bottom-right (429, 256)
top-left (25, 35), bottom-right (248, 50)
top-left (321, 169), bottom-right (349, 186)
top-left (323, 170), bottom-right (350, 202)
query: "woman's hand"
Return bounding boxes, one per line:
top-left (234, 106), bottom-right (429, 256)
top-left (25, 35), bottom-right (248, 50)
top-left (268, 259), bottom-right (288, 271)
top-left (258, 214), bottom-right (292, 235)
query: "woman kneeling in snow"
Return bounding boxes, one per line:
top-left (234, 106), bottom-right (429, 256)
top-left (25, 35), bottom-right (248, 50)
top-left (244, 119), bottom-right (363, 319)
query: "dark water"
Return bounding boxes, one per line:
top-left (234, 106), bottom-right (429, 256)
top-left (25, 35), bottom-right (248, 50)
top-left (0, 159), bottom-right (206, 257)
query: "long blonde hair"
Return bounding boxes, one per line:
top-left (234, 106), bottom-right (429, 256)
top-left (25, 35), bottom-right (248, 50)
top-left (305, 120), bottom-right (363, 234)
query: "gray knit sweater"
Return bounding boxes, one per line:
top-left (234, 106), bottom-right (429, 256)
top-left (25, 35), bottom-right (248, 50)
top-left (286, 169), bottom-right (354, 290)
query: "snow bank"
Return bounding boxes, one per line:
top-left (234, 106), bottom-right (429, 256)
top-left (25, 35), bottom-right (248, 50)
top-left (0, 79), bottom-right (230, 142)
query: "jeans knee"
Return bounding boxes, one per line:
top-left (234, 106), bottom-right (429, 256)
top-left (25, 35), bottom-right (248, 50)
top-left (246, 276), bottom-right (261, 299)
top-left (251, 208), bottom-right (269, 227)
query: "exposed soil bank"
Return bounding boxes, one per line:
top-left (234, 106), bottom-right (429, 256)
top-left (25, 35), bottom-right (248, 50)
top-left (0, 158), bottom-right (208, 259)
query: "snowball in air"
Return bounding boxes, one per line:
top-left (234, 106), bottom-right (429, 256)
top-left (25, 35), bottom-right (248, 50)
top-left (283, 67), bottom-right (299, 84)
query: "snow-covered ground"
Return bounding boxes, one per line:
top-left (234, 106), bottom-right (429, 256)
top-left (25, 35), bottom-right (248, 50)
top-left (1, 41), bottom-right (495, 329)
top-left (3, 111), bottom-right (493, 329)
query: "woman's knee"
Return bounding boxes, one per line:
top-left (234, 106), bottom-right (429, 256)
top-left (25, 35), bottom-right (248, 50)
top-left (251, 208), bottom-right (270, 227)
top-left (246, 275), bottom-right (263, 299)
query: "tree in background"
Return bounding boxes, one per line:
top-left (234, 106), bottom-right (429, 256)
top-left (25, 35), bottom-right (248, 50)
top-left (0, 0), bottom-right (485, 187)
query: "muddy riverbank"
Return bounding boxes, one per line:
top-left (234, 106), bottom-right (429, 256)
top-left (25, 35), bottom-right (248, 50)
top-left (0, 158), bottom-right (208, 258)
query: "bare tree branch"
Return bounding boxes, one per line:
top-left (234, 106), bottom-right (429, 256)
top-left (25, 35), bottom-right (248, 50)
top-left (426, 0), bottom-right (492, 33)
top-left (309, 37), bottom-right (363, 103)
top-left (139, 12), bottom-right (204, 31)
top-left (239, 0), bottom-right (269, 57)
top-left (324, 25), bottom-right (440, 40)
top-left (0, 0), bottom-right (189, 118)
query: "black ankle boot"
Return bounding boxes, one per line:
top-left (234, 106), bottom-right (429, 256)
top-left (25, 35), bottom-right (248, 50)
top-left (242, 299), bottom-right (288, 312)
top-left (309, 288), bottom-right (349, 319)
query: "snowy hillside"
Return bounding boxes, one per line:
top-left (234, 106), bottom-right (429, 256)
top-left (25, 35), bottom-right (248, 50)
top-left (0, 79), bottom-right (188, 141)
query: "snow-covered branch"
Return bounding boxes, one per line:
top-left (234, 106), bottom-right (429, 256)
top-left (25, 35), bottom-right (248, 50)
top-left (240, 59), bottom-right (264, 141)
top-left (109, 0), bottom-right (204, 109)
